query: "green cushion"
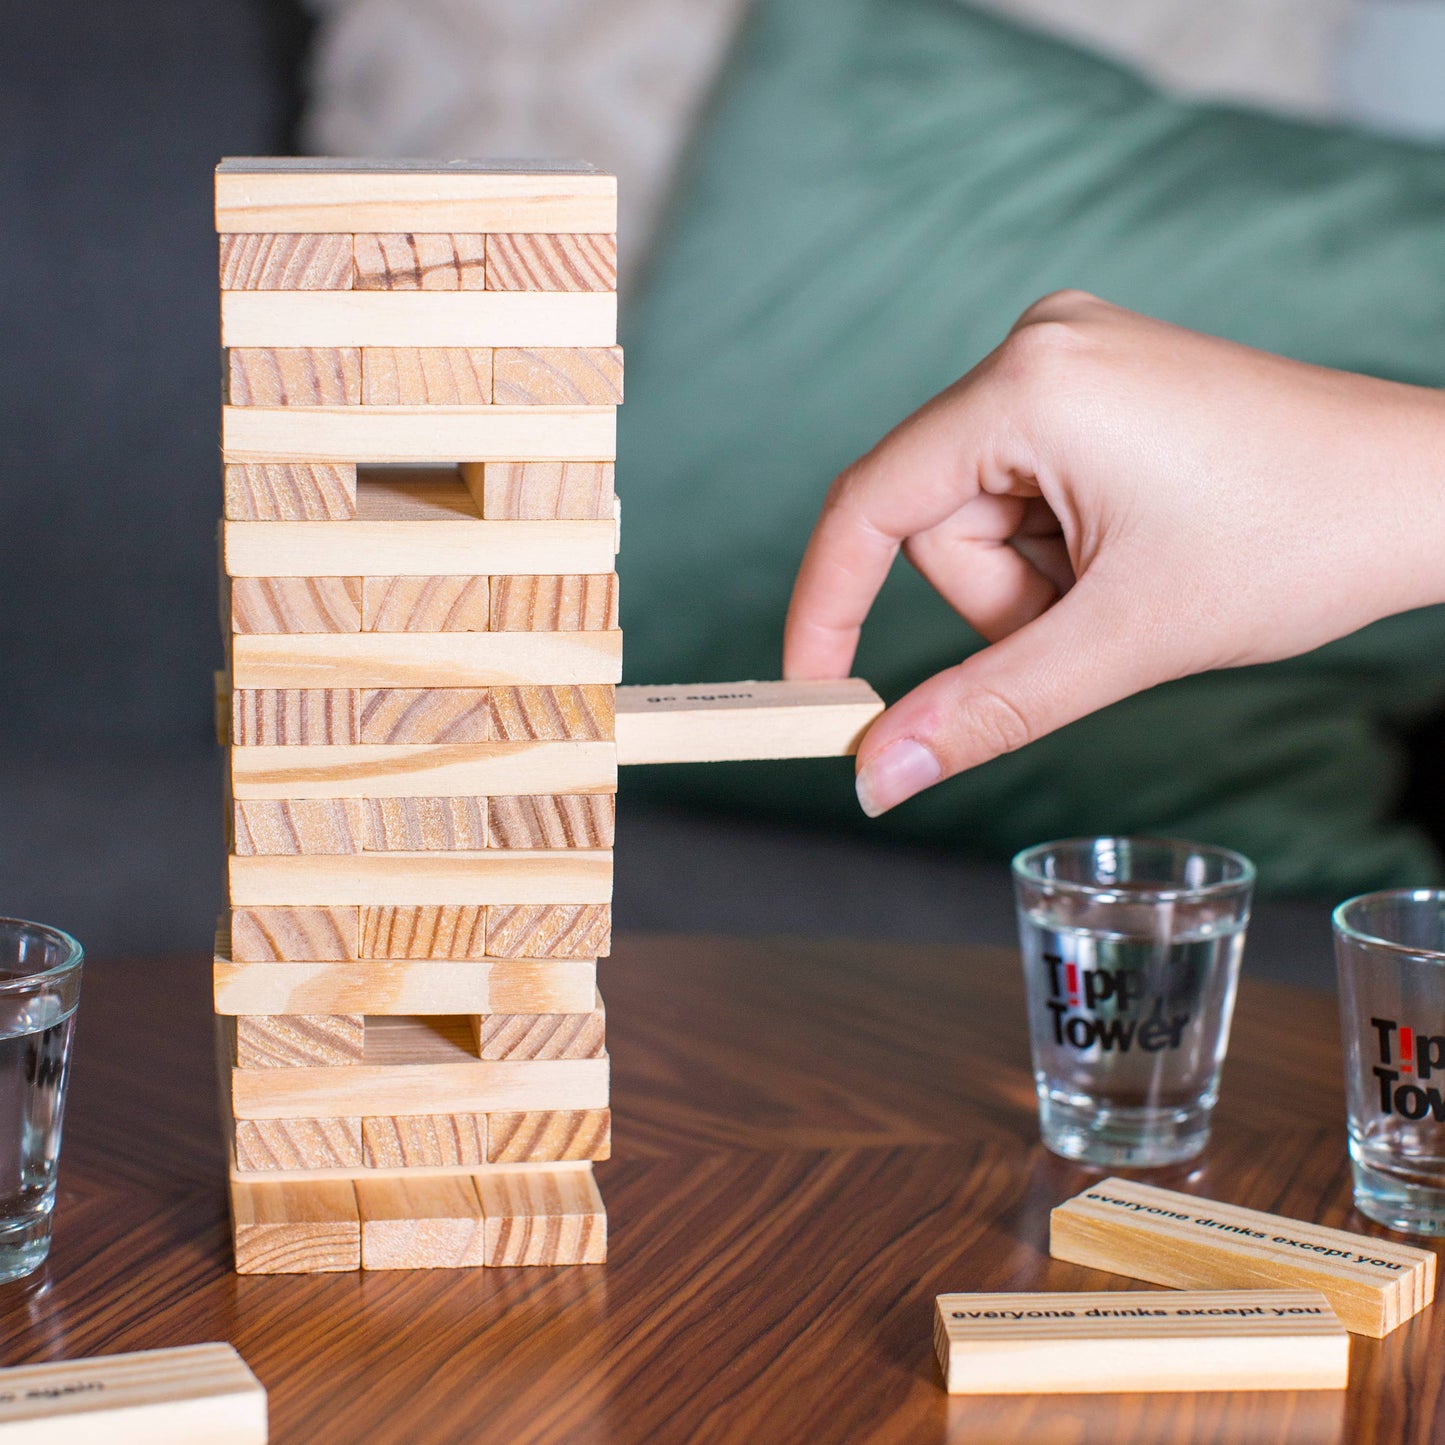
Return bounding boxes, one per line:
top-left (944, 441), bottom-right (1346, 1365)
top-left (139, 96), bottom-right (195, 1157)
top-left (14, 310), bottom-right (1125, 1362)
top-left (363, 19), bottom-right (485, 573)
top-left (616, 0), bottom-right (1445, 895)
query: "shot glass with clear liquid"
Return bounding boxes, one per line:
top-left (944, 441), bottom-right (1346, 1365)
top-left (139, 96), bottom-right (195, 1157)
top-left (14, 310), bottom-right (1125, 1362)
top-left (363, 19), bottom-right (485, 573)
top-left (0, 919), bottom-right (83, 1282)
top-left (1334, 890), bottom-right (1445, 1235)
top-left (1012, 838), bottom-right (1255, 1167)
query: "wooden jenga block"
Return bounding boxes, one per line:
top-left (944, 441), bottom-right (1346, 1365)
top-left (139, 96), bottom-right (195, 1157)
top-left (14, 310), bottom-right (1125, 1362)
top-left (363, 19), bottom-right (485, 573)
top-left (488, 959), bottom-right (599, 1013)
top-left (361, 1113), bottom-right (488, 1169)
top-left (486, 905), bottom-right (610, 959)
top-left (234, 1014), bottom-right (364, 1068)
top-left (353, 233), bottom-right (486, 290)
top-left (231, 1176), bottom-right (360, 1273)
top-left (464, 461), bottom-right (613, 520)
top-left (223, 462), bottom-right (356, 521)
top-left (220, 231), bottom-right (353, 289)
top-left (492, 347), bottom-right (623, 406)
top-left (476, 1166), bottom-right (606, 1265)
top-left (362, 797), bottom-right (487, 851)
top-left (230, 906), bottom-right (359, 962)
top-left (933, 1290), bottom-right (1349, 1395)
top-left (489, 574), bottom-right (618, 632)
top-left (232, 688), bottom-right (357, 745)
top-left (359, 689), bottom-right (493, 744)
top-left (360, 905), bottom-right (488, 960)
top-left (475, 1001), bottom-right (606, 1060)
top-left (490, 685), bottom-right (615, 741)
top-left (233, 799), bottom-right (363, 856)
top-left (234, 1116), bottom-right (362, 1172)
top-left (356, 1176), bottom-right (488, 1270)
top-left (486, 233), bottom-right (616, 291)
top-left (230, 577), bottom-right (361, 634)
top-left (361, 575), bottom-right (490, 632)
top-left (487, 1109), bottom-right (611, 1163)
top-left (361, 347), bottom-right (493, 405)
top-left (1050, 1177), bottom-right (1437, 1338)
top-left (488, 795), bottom-right (614, 849)
top-left (226, 347), bottom-right (361, 406)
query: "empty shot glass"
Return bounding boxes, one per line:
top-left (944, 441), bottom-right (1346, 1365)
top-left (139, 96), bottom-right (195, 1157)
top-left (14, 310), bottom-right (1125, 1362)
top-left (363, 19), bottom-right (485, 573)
top-left (1012, 838), bottom-right (1255, 1167)
top-left (0, 919), bottom-right (83, 1282)
top-left (1334, 889), bottom-right (1445, 1235)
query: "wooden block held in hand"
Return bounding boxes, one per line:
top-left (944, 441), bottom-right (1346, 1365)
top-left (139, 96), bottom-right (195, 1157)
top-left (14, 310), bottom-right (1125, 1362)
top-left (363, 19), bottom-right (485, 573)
top-left (493, 347), bottom-right (622, 406)
top-left (362, 348), bottom-right (492, 405)
top-left (486, 232), bottom-right (616, 291)
top-left (934, 1290), bottom-right (1349, 1395)
top-left (360, 905), bottom-right (488, 960)
top-left (490, 685), bottom-right (614, 741)
top-left (475, 1001), bottom-right (606, 1060)
top-left (1050, 1177), bottom-right (1437, 1338)
top-left (224, 462), bottom-right (356, 521)
top-left (354, 233), bottom-right (486, 290)
top-left (486, 905), bottom-right (610, 959)
top-left (357, 1175), bottom-right (487, 1269)
top-left (488, 794), bottom-right (614, 849)
top-left (0, 1343), bottom-right (267, 1441)
top-left (235, 1013), bottom-right (364, 1068)
top-left (477, 1164), bottom-right (606, 1265)
top-left (487, 1109), bottom-right (611, 1162)
top-left (227, 348), bottom-right (361, 406)
top-left (230, 906), bottom-right (359, 962)
top-left (362, 575), bottom-right (490, 632)
top-left (363, 797), bottom-right (487, 851)
top-left (221, 231), bottom-right (352, 289)
top-left (233, 799), bottom-right (363, 856)
top-left (234, 1116), bottom-right (362, 1172)
top-left (467, 461), bottom-right (613, 520)
top-left (231, 1176), bottom-right (359, 1273)
top-left (490, 574), bottom-right (617, 632)
top-left (362, 1113), bottom-right (487, 1169)
top-left (232, 689), bottom-right (358, 745)
top-left (360, 689), bottom-right (493, 744)
top-left (231, 577), bottom-right (361, 634)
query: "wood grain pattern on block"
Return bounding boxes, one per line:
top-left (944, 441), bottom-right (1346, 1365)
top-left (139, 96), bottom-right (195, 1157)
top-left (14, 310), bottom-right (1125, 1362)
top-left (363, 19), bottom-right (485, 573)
top-left (214, 161), bottom-right (617, 234)
top-left (615, 679), bottom-right (885, 765)
top-left (220, 292), bottom-right (616, 350)
top-left (362, 575), bottom-right (490, 632)
top-left (0, 1343), bottom-right (267, 1442)
top-left (233, 799), bottom-right (363, 855)
top-left (488, 795), bottom-right (614, 850)
top-left (487, 1109), bottom-right (611, 1163)
top-left (228, 850), bottom-right (613, 907)
top-left (357, 1175), bottom-right (488, 1270)
top-left (490, 685), bottom-right (615, 742)
top-left (362, 797), bottom-right (487, 851)
top-left (362, 1113), bottom-right (487, 1169)
top-left (234, 1116), bottom-right (362, 1172)
top-left (230, 740), bottom-right (617, 800)
top-left (489, 574), bottom-right (617, 632)
top-left (492, 347), bottom-right (623, 406)
top-left (476, 1165), bottom-right (606, 1265)
top-left (223, 518), bottom-right (617, 578)
top-left (363, 1014), bottom-right (482, 1066)
top-left (1050, 1177), bottom-right (1437, 1338)
top-left (486, 233), bottom-right (617, 291)
top-left (353, 234), bottom-right (486, 290)
top-left (215, 959), bottom-right (598, 1016)
top-left (226, 347), bottom-right (361, 406)
top-left (234, 1013), bottom-right (364, 1068)
top-left (360, 689), bottom-right (493, 744)
top-left (230, 576), bottom-right (361, 634)
top-left (224, 462), bottom-right (356, 521)
top-left (230, 906), bottom-right (359, 962)
top-left (474, 1000), bottom-right (606, 1060)
top-left (486, 905), bottom-right (610, 959)
top-left (359, 905), bottom-right (488, 960)
top-left (221, 230), bottom-right (353, 290)
top-left (933, 1290), bottom-right (1349, 1396)
top-left (465, 461), bottom-right (614, 521)
top-left (231, 1057), bottom-right (610, 1120)
top-left (231, 1175), bottom-right (360, 1273)
top-left (361, 347), bottom-right (492, 405)
top-left (232, 688), bottom-right (358, 745)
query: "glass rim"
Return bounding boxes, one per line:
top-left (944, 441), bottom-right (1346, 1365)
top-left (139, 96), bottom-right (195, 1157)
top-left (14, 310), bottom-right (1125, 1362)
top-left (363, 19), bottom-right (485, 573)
top-left (0, 917), bottom-right (84, 991)
top-left (1010, 836), bottom-right (1256, 901)
top-left (1332, 888), bottom-right (1445, 959)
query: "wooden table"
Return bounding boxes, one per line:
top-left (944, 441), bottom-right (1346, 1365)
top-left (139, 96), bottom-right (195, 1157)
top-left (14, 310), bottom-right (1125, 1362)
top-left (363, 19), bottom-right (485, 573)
top-left (3, 934), bottom-right (1437, 1443)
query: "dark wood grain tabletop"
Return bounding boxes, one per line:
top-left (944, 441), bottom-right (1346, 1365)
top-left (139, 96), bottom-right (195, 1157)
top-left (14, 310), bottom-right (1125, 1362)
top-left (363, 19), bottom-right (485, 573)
top-left (0, 932), bottom-right (1435, 1444)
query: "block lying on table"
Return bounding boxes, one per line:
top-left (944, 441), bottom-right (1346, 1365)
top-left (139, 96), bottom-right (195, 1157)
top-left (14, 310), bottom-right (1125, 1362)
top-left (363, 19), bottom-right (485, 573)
top-left (231, 1176), bottom-right (360, 1274)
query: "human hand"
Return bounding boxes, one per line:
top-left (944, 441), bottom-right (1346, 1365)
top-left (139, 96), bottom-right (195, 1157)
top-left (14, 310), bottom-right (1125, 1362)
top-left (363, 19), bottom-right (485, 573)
top-left (784, 292), bottom-right (1445, 815)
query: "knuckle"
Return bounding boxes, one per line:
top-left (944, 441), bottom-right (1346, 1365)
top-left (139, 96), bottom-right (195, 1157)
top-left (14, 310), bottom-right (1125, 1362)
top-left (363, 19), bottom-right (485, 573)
top-left (961, 686), bottom-right (1035, 758)
top-left (1016, 288), bottom-right (1105, 328)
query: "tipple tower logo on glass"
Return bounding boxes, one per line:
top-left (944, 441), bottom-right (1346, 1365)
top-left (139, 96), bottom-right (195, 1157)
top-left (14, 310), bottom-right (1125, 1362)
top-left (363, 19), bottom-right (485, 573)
top-left (1044, 953), bottom-right (1191, 1053)
top-left (1371, 1018), bottom-right (1445, 1120)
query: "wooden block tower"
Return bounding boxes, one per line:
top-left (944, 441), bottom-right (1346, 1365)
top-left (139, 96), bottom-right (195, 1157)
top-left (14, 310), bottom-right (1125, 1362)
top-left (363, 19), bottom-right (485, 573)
top-left (213, 158), bottom-right (883, 1274)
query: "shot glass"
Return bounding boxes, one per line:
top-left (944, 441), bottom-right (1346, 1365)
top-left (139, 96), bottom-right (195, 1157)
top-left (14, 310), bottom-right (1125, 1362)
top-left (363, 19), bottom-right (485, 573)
top-left (1012, 838), bottom-right (1255, 1167)
top-left (1334, 889), bottom-right (1445, 1235)
top-left (0, 919), bottom-right (83, 1282)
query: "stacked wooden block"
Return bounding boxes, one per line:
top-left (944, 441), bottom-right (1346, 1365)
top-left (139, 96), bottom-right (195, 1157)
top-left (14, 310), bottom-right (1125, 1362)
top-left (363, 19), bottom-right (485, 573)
top-left (214, 160), bottom-right (620, 1273)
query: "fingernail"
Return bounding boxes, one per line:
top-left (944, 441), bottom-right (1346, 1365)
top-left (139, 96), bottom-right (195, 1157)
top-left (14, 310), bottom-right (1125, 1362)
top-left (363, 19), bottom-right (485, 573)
top-left (855, 739), bottom-right (942, 817)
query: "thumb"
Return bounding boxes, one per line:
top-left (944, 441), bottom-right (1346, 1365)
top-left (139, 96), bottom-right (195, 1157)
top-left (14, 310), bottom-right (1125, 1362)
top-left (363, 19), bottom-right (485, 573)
top-left (854, 581), bottom-right (1164, 817)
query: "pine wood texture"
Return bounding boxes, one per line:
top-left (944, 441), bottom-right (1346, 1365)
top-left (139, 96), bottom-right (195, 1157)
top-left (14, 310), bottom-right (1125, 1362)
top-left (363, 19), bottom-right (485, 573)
top-left (485, 233), bottom-right (617, 291)
top-left (489, 574), bottom-right (617, 631)
top-left (476, 1167), bottom-right (606, 1265)
top-left (362, 797), bottom-right (488, 851)
top-left (359, 689), bottom-right (493, 744)
top-left (485, 905), bottom-right (611, 959)
top-left (492, 347), bottom-right (623, 406)
top-left (232, 799), bottom-right (363, 856)
top-left (233, 1014), bottom-right (364, 1068)
top-left (231, 1176), bottom-right (360, 1274)
top-left (353, 234), bottom-right (486, 290)
top-left (230, 577), bottom-right (361, 634)
top-left (1050, 1178), bottom-right (1436, 1339)
top-left (361, 1114), bottom-right (488, 1170)
top-left (466, 461), bottom-right (614, 520)
top-left (226, 347), bottom-right (361, 406)
top-left (361, 347), bottom-right (493, 405)
top-left (223, 462), bottom-right (356, 521)
top-left (231, 689), bottom-right (357, 746)
top-left (487, 794), bottom-right (615, 849)
top-left (361, 576), bottom-right (490, 632)
top-left (934, 1290), bottom-right (1349, 1395)
top-left (0, 1343), bottom-right (267, 1442)
top-left (358, 906), bottom-right (487, 961)
top-left (229, 906), bottom-right (358, 962)
top-left (487, 1110), bottom-right (611, 1164)
top-left (615, 679), bottom-right (885, 765)
top-left (220, 231), bottom-right (353, 289)
top-left (356, 1176), bottom-right (489, 1270)
top-left (474, 1002), bottom-right (606, 1060)
top-left (234, 1117), bottom-right (362, 1173)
